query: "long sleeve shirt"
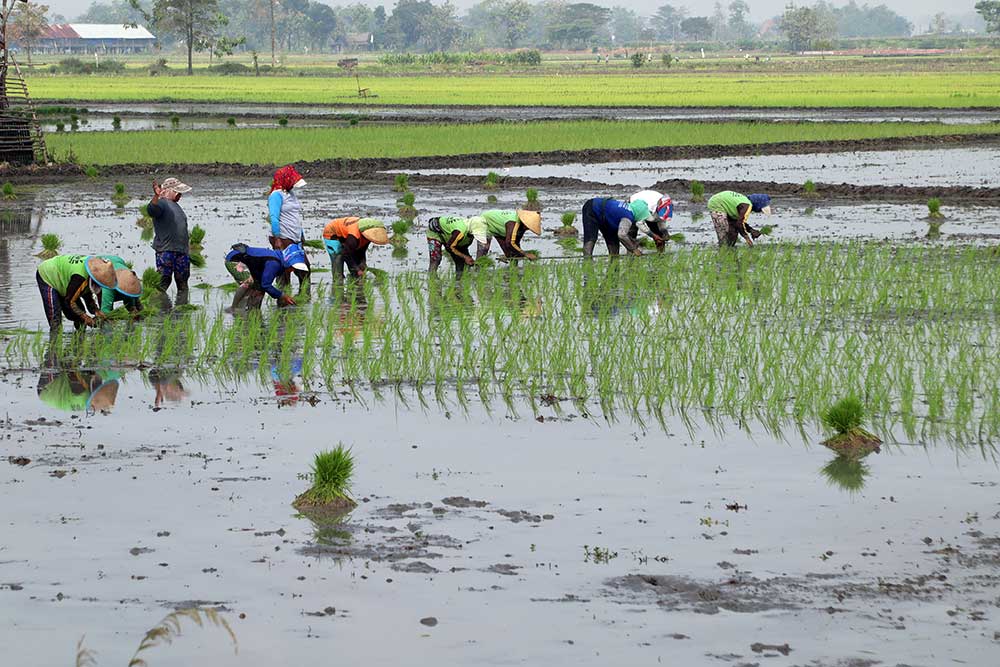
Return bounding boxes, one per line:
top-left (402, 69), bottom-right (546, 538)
top-left (268, 190), bottom-right (304, 242)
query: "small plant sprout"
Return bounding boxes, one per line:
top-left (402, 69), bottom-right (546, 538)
top-left (112, 114), bottom-right (122, 130)
top-left (189, 224), bottom-right (206, 249)
top-left (227, 117), bottom-right (236, 127)
top-left (112, 182), bottom-right (129, 207)
top-left (820, 395), bottom-right (881, 459)
top-left (487, 194), bottom-right (498, 204)
top-left (397, 190), bottom-right (417, 221)
top-left (804, 179), bottom-right (817, 197)
top-left (393, 173), bottom-right (410, 192)
top-left (37, 233), bottom-right (62, 259)
top-left (690, 180), bottom-right (705, 202)
top-left (293, 444), bottom-right (357, 516)
top-left (170, 114), bottom-right (181, 129)
top-left (555, 211), bottom-right (577, 237)
top-left (391, 218), bottom-right (412, 239)
top-left (278, 117), bottom-right (289, 127)
top-left (524, 187), bottom-right (542, 211)
top-left (55, 122), bottom-right (65, 132)
top-left (84, 165), bottom-right (99, 178)
top-left (2, 182), bottom-right (15, 200)
top-left (927, 198), bottom-right (943, 219)
top-left (484, 171), bottom-right (500, 190)
top-left (141, 267), bottom-right (163, 293)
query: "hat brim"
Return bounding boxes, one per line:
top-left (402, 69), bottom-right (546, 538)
top-left (293, 179), bottom-right (306, 189)
top-left (85, 257), bottom-right (117, 290)
top-left (290, 262), bottom-right (310, 272)
top-left (760, 206), bottom-right (772, 216)
top-left (114, 269), bottom-right (142, 298)
top-left (516, 210), bottom-right (542, 235)
top-left (362, 228), bottom-right (389, 245)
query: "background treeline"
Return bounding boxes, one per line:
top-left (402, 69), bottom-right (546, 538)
top-left (65, 0), bottom-right (989, 54)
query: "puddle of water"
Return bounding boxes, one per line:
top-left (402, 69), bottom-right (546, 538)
top-left (403, 145), bottom-right (1000, 188)
top-left (1, 374), bottom-right (998, 665)
top-left (2, 177), bottom-right (995, 330)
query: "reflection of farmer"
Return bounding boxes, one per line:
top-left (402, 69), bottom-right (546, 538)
top-left (148, 368), bottom-right (188, 408)
top-left (225, 243), bottom-right (307, 310)
top-left (322, 217), bottom-right (389, 279)
top-left (97, 255), bottom-right (143, 320)
top-left (267, 165), bottom-right (310, 293)
top-left (426, 216), bottom-right (489, 276)
top-left (149, 177), bottom-right (193, 305)
top-left (37, 369), bottom-right (121, 414)
top-left (476, 209), bottom-right (542, 260)
top-left (707, 191), bottom-right (771, 247)
top-left (272, 358), bottom-right (304, 407)
top-left (628, 190), bottom-right (674, 253)
top-left (581, 197), bottom-right (651, 257)
top-left (37, 255), bottom-right (117, 330)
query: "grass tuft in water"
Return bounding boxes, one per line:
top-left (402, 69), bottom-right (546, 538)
top-left (2, 182), bottom-right (16, 200)
top-left (294, 444), bottom-right (357, 515)
top-left (821, 396), bottom-right (881, 458)
top-left (927, 197), bottom-right (944, 219)
top-left (484, 171), bottom-right (500, 190)
top-left (804, 179), bottom-right (817, 197)
top-left (37, 233), bottom-right (62, 259)
top-left (689, 180), bottom-right (704, 202)
top-left (393, 173), bottom-right (409, 192)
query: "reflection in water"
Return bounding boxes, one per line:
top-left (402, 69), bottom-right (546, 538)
top-left (820, 455), bottom-right (872, 493)
top-left (37, 368), bottom-right (121, 414)
top-left (148, 367), bottom-right (189, 408)
top-left (0, 200), bottom-right (45, 327)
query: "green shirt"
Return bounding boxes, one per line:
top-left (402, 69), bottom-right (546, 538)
top-left (481, 210), bottom-right (517, 237)
top-left (37, 254), bottom-right (89, 297)
top-left (708, 191), bottom-right (752, 220)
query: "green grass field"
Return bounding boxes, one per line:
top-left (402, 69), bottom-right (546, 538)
top-left (28, 71), bottom-right (1000, 107)
top-left (47, 120), bottom-right (1000, 166)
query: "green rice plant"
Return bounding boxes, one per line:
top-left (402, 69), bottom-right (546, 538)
top-left (112, 115), bottom-right (121, 130)
top-left (227, 117), bottom-right (236, 127)
top-left (302, 239), bottom-right (324, 250)
top-left (804, 179), bottom-right (817, 197)
top-left (1, 182), bottom-right (15, 200)
top-left (391, 218), bottom-right (412, 238)
top-left (759, 224), bottom-right (774, 236)
top-left (820, 456), bottom-right (869, 493)
top-left (484, 171), bottom-right (500, 190)
top-left (55, 122), bottom-right (65, 132)
top-left (487, 194), bottom-right (497, 204)
top-left (397, 191), bottom-right (417, 221)
top-left (189, 224), bottom-right (206, 248)
top-left (821, 396), bottom-right (865, 434)
top-left (37, 233), bottom-right (62, 259)
top-left (111, 182), bottom-right (129, 208)
top-left (393, 173), bottom-right (409, 192)
top-left (296, 444), bottom-right (356, 505)
top-left (189, 252), bottom-right (206, 268)
top-left (278, 117), bottom-right (289, 127)
top-left (927, 198), bottom-right (943, 219)
top-left (555, 210), bottom-right (577, 237)
top-left (691, 211), bottom-right (704, 222)
top-left (526, 188), bottom-right (539, 202)
top-left (84, 165), bottom-right (99, 178)
top-left (141, 267), bottom-right (163, 293)
top-left (170, 114), bottom-right (180, 129)
top-left (690, 180), bottom-right (704, 202)
top-left (927, 219), bottom-right (944, 238)
top-left (127, 607), bottom-right (237, 667)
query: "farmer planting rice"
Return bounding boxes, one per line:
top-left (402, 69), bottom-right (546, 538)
top-left (225, 243), bottom-right (307, 310)
top-left (36, 255), bottom-right (117, 331)
top-left (322, 217), bottom-right (389, 279)
top-left (475, 209), bottom-right (542, 260)
top-left (96, 255), bottom-right (143, 320)
top-left (148, 177), bottom-right (193, 306)
top-left (580, 196), bottom-right (651, 257)
top-left (707, 191), bottom-right (771, 247)
top-left (267, 165), bottom-right (311, 293)
top-left (628, 190), bottom-right (674, 253)
top-left (426, 215), bottom-right (490, 276)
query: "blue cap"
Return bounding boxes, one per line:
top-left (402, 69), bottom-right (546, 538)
top-left (281, 243), bottom-right (309, 271)
top-left (748, 194), bottom-right (771, 213)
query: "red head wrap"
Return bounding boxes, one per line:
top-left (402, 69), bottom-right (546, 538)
top-left (270, 165), bottom-right (303, 194)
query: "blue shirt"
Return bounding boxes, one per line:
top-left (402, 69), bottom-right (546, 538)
top-left (226, 246), bottom-right (286, 299)
top-left (591, 198), bottom-right (637, 234)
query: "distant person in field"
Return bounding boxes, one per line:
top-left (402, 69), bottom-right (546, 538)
top-left (267, 165), bottom-right (310, 294)
top-left (96, 255), bottom-right (143, 321)
top-left (225, 243), bottom-right (307, 311)
top-left (148, 177), bottom-right (192, 306)
top-left (707, 191), bottom-right (771, 247)
top-left (36, 255), bottom-right (117, 331)
top-left (426, 215), bottom-right (490, 276)
top-left (322, 217), bottom-right (389, 279)
top-left (475, 209), bottom-right (542, 260)
top-left (580, 196), bottom-right (651, 257)
top-left (628, 190), bottom-right (674, 253)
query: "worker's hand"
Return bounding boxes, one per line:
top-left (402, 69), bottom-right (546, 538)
top-left (81, 315), bottom-right (96, 328)
top-left (631, 248), bottom-right (643, 257)
top-left (355, 268), bottom-right (366, 278)
top-left (463, 255), bottom-right (474, 266)
top-left (525, 251), bottom-right (539, 260)
top-left (152, 180), bottom-right (161, 196)
top-left (278, 294), bottom-right (296, 307)
top-left (744, 235), bottom-right (754, 247)
top-left (95, 311), bottom-right (108, 321)
top-left (654, 238), bottom-right (666, 252)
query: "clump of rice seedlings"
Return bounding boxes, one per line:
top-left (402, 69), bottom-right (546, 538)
top-left (2, 182), bottom-right (15, 200)
top-left (691, 211), bottom-right (704, 222)
top-left (278, 117), bottom-right (289, 127)
top-left (170, 114), bottom-right (180, 129)
top-left (820, 395), bottom-right (881, 458)
top-left (111, 182), bottom-right (129, 207)
top-left (927, 219), bottom-right (944, 239)
top-left (804, 207), bottom-right (815, 216)
top-left (142, 267), bottom-right (163, 294)
top-left (668, 232), bottom-right (686, 243)
top-left (804, 179), bottom-right (818, 197)
top-left (927, 198), bottom-right (943, 219)
top-left (690, 180), bottom-right (705, 202)
top-left (84, 165), bottom-right (99, 178)
top-left (189, 224), bottom-right (206, 250)
top-left (523, 187), bottom-right (542, 212)
top-left (227, 117), bottom-right (236, 127)
top-left (555, 210), bottom-right (577, 237)
top-left (393, 173), bottom-right (409, 192)
top-left (820, 456), bottom-right (870, 493)
top-left (189, 251), bottom-right (206, 268)
top-left (487, 194), bottom-right (498, 204)
top-left (391, 219), bottom-right (412, 246)
top-left (302, 239), bottom-right (324, 250)
top-left (55, 121), bottom-right (65, 132)
top-left (293, 444), bottom-right (357, 516)
top-left (392, 244), bottom-right (409, 259)
top-left (112, 115), bottom-right (122, 130)
top-left (128, 607), bottom-right (237, 667)
top-left (759, 224), bottom-right (775, 236)
top-left (397, 191), bottom-right (417, 221)
top-left (484, 171), bottom-right (500, 190)
top-left (36, 233), bottom-right (62, 258)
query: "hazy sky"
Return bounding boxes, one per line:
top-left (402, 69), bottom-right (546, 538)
top-left (50, 0), bottom-right (978, 26)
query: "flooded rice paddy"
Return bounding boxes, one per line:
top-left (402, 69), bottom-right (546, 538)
top-left (2, 167), bottom-right (1000, 666)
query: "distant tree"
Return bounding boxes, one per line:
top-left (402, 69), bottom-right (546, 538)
top-left (10, 1), bottom-right (49, 65)
top-left (653, 3), bottom-right (686, 41)
top-left (546, 3), bottom-right (610, 48)
top-left (78, 0), bottom-right (148, 23)
top-left (132, 0), bottom-right (226, 74)
top-left (781, 4), bottom-right (837, 51)
top-left (728, 0), bottom-right (753, 41)
top-left (384, 0), bottom-right (435, 49)
top-left (680, 16), bottom-right (712, 41)
top-left (976, 1), bottom-right (1000, 34)
top-left (833, 1), bottom-right (911, 38)
top-left (711, 1), bottom-right (726, 41)
top-left (929, 13), bottom-right (949, 34)
top-left (417, 0), bottom-right (462, 51)
top-left (492, 0), bottom-right (532, 48)
top-left (608, 6), bottom-right (642, 45)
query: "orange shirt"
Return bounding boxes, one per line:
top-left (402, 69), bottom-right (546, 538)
top-left (323, 217), bottom-right (368, 244)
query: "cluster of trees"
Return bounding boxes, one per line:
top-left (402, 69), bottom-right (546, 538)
top-left (781, 1), bottom-right (913, 50)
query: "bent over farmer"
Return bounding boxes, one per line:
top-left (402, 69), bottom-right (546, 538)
top-left (580, 196), bottom-right (651, 257)
top-left (322, 217), bottom-right (389, 279)
top-left (148, 177), bottom-right (192, 305)
top-left (707, 191), bottom-right (771, 247)
top-left (97, 255), bottom-right (143, 320)
top-left (426, 215), bottom-right (489, 276)
top-left (225, 243), bottom-right (303, 310)
top-left (37, 255), bottom-right (117, 330)
top-left (476, 209), bottom-right (542, 260)
top-left (628, 190), bottom-right (674, 253)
